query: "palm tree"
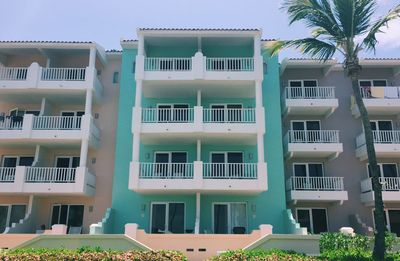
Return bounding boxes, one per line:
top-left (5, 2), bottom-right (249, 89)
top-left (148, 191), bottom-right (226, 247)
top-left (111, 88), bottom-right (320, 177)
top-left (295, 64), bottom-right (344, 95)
top-left (270, 0), bottom-right (400, 259)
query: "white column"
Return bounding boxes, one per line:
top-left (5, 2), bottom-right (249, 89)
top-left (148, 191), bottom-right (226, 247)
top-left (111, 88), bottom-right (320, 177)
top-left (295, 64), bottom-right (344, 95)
top-left (255, 80), bottom-right (263, 107)
top-left (80, 139), bottom-right (89, 167)
top-left (257, 133), bottom-right (265, 163)
top-left (197, 139), bottom-right (201, 161)
top-left (195, 192), bottom-right (201, 234)
top-left (84, 90), bottom-right (93, 116)
top-left (197, 90), bottom-right (202, 106)
top-left (89, 47), bottom-right (96, 68)
top-left (132, 80), bottom-right (143, 162)
top-left (135, 80), bottom-right (143, 107)
top-left (138, 34), bottom-right (145, 56)
top-left (254, 34), bottom-right (261, 57)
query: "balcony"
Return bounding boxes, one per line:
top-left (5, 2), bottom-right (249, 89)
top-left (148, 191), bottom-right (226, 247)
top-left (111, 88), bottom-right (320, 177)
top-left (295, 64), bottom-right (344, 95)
top-left (0, 64), bottom-right (103, 96)
top-left (286, 176), bottom-right (348, 204)
top-left (284, 130), bottom-right (343, 159)
top-left (282, 86), bottom-right (338, 117)
top-left (352, 87), bottom-right (400, 117)
top-left (356, 131), bottom-right (400, 160)
top-left (136, 54), bottom-right (262, 81)
top-left (361, 177), bottom-right (400, 206)
top-left (136, 107), bottom-right (263, 135)
top-left (0, 166), bottom-right (95, 196)
top-left (129, 161), bottom-right (267, 193)
top-left (0, 114), bottom-right (100, 146)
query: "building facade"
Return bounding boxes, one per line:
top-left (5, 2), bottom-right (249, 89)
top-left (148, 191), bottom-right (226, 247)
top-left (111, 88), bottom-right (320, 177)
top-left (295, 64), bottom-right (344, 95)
top-left (0, 29), bottom-right (399, 240)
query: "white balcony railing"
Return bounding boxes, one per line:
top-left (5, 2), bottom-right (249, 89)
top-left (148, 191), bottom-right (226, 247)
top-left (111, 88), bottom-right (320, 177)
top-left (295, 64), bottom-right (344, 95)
top-left (287, 130), bottom-right (340, 143)
top-left (144, 58), bottom-right (192, 71)
top-left (0, 167), bottom-right (16, 183)
top-left (139, 163), bottom-right (194, 179)
top-left (0, 116), bottom-right (23, 130)
top-left (203, 108), bottom-right (256, 123)
top-left (360, 86), bottom-right (400, 99)
top-left (41, 68), bottom-right (86, 81)
top-left (203, 163), bottom-right (257, 179)
top-left (285, 87), bottom-right (335, 99)
top-left (0, 67), bottom-right (28, 80)
top-left (25, 167), bottom-right (76, 183)
top-left (141, 108), bottom-right (194, 123)
top-left (206, 58), bottom-right (254, 71)
top-left (372, 130), bottom-right (400, 143)
top-left (33, 116), bottom-right (82, 130)
top-left (362, 177), bottom-right (400, 192)
top-left (287, 176), bottom-right (344, 191)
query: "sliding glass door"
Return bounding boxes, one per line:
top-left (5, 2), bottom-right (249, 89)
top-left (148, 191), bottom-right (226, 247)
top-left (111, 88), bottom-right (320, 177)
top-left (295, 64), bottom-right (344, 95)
top-left (151, 203), bottom-right (184, 234)
top-left (213, 203), bottom-right (247, 234)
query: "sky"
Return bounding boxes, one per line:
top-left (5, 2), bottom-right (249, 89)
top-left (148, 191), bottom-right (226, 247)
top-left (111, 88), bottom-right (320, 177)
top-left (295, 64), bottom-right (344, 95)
top-left (0, 0), bottom-right (399, 60)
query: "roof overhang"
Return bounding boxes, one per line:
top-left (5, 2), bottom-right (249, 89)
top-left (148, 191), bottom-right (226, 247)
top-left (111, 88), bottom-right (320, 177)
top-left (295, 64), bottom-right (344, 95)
top-left (280, 58), bottom-right (338, 76)
top-left (136, 28), bottom-right (262, 37)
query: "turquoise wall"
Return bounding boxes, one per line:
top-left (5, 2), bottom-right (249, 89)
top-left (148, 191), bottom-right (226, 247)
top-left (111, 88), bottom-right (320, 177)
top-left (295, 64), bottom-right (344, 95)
top-left (142, 97), bottom-right (255, 109)
top-left (111, 45), bottom-right (287, 234)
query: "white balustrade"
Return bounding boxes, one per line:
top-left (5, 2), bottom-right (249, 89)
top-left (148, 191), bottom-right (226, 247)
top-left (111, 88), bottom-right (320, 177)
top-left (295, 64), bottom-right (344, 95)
top-left (0, 67), bottom-right (28, 80)
top-left (362, 177), bottom-right (400, 192)
top-left (25, 167), bottom-right (76, 183)
top-left (288, 130), bottom-right (340, 143)
top-left (203, 163), bottom-right (257, 179)
top-left (139, 163), bottom-right (193, 179)
top-left (141, 108), bottom-right (194, 123)
top-left (0, 167), bottom-right (16, 182)
top-left (372, 130), bottom-right (400, 144)
top-left (144, 58), bottom-right (192, 71)
top-left (33, 116), bottom-right (82, 130)
top-left (285, 86), bottom-right (335, 99)
top-left (203, 108), bottom-right (256, 123)
top-left (360, 86), bottom-right (400, 99)
top-left (41, 68), bottom-right (86, 81)
top-left (206, 58), bottom-right (254, 71)
top-left (288, 176), bottom-right (344, 191)
top-left (0, 116), bottom-right (23, 130)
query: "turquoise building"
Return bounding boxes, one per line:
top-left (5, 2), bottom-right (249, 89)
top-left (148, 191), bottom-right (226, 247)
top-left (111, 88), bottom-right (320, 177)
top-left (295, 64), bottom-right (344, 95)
top-left (109, 28), bottom-right (289, 235)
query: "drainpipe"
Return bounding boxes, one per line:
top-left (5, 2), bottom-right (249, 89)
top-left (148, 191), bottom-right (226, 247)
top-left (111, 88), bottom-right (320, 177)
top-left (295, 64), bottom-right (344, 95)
top-left (195, 192), bottom-right (200, 234)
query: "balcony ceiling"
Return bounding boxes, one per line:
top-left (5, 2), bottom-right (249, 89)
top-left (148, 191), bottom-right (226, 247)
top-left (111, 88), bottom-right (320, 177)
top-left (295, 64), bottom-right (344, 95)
top-left (0, 48), bottom-right (89, 56)
top-left (145, 36), bottom-right (253, 47)
top-left (143, 80), bottom-right (255, 98)
top-left (0, 140), bottom-right (81, 148)
top-left (0, 91), bottom-right (86, 104)
top-left (141, 133), bottom-right (257, 145)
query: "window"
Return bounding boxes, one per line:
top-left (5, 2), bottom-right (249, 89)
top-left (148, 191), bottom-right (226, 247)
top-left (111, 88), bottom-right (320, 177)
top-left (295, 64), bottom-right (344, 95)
top-left (112, 72), bottom-right (119, 84)
top-left (359, 80), bottom-right (388, 87)
top-left (290, 120), bottom-right (321, 143)
top-left (0, 205), bottom-right (27, 233)
top-left (293, 163), bottom-right (324, 177)
top-left (213, 203), bottom-right (247, 234)
top-left (373, 209), bottom-right (400, 236)
top-left (367, 163), bottom-right (398, 178)
top-left (55, 156), bottom-right (80, 168)
top-left (50, 204), bottom-right (84, 232)
top-left (370, 120), bottom-right (393, 131)
top-left (289, 80), bottom-right (318, 88)
top-left (150, 202), bottom-right (184, 234)
top-left (157, 104), bottom-right (189, 122)
top-left (2, 156), bottom-right (34, 167)
top-left (210, 104), bottom-right (243, 122)
top-left (154, 152), bottom-right (188, 178)
top-left (60, 111), bottom-right (84, 129)
top-left (210, 152), bottom-right (244, 178)
top-left (296, 208), bottom-right (328, 234)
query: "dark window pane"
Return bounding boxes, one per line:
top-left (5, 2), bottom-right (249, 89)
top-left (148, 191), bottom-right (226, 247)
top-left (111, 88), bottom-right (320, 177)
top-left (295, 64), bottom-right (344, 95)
top-left (359, 81), bottom-right (372, 87)
top-left (292, 122), bottom-right (305, 131)
top-left (19, 157), bottom-right (34, 167)
top-left (370, 122), bottom-right (377, 131)
top-left (388, 210), bottom-right (400, 236)
top-left (383, 164), bottom-right (398, 178)
top-left (3, 157), bottom-right (17, 167)
top-left (214, 204), bottom-right (228, 234)
top-left (308, 164), bottom-right (323, 177)
top-left (303, 80), bottom-right (317, 87)
top-left (72, 157), bottom-right (80, 168)
top-left (59, 205), bottom-right (68, 225)
top-left (312, 209), bottom-right (328, 234)
top-left (378, 121), bottom-right (393, 131)
top-left (9, 205), bottom-right (26, 226)
top-left (373, 80), bottom-right (387, 87)
top-left (51, 205), bottom-right (60, 225)
top-left (0, 206), bottom-right (9, 233)
top-left (67, 205), bottom-right (84, 227)
top-left (168, 203), bottom-right (184, 233)
top-left (227, 153), bottom-right (243, 163)
top-left (289, 81), bottom-right (302, 87)
top-left (294, 164), bottom-right (307, 177)
top-left (297, 209), bottom-right (311, 233)
top-left (151, 204), bottom-right (166, 233)
top-left (56, 158), bottom-right (71, 168)
top-left (306, 121), bottom-right (320, 130)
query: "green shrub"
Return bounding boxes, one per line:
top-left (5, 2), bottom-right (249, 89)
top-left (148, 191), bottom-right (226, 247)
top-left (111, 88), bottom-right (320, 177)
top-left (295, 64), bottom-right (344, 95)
top-left (209, 249), bottom-right (319, 261)
top-left (0, 248), bottom-right (187, 261)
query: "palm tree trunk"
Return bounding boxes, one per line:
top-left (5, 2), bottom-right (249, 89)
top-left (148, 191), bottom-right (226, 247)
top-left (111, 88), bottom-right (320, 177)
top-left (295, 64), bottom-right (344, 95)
top-left (347, 62), bottom-right (386, 260)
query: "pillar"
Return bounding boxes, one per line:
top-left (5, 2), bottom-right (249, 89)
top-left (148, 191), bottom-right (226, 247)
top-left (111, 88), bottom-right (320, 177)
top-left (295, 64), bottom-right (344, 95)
top-left (257, 133), bottom-right (265, 162)
top-left (89, 47), bottom-right (96, 68)
top-left (84, 90), bottom-right (93, 116)
top-left (197, 90), bottom-right (202, 106)
top-left (255, 80), bottom-right (263, 107)
top-left (80, 139), bottom-right (89, 167)
top-left (195, 192), bottom-right (201, 234)
top-left (132, 80), bottom-right (143, 162)
top-left (197, 139), bottom-right (201, 161)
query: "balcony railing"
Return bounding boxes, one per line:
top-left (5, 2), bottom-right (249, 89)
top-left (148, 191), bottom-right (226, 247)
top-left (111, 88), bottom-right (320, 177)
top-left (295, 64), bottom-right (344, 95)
top-left (0, 67), bottom-right (28, 80)
top-left (139, 163), bottom-right (194, 179)
top-left (0, 167), bottom-right (16, 183)
top-left (372, 130), bottom-right (400, 143)
top-left (206, 58), bottom-right (254, 71)
top-left (0, 116), bottom-right (23, 130)
top-left (287, 176), bottom-right (344, 191)
top-left (203, 108), bottom-right (256, 123)
top-left (25, 167), bottom-right (76, 183)
top-left (203, 163), bottom-right (257, 179)
top-left (285, 87), bottom-right (335, 99)
top-left (144, 58), bottom-right (192, 71)
top-left (287, 130), bottom-right (340, 143)
top-left (362, 177), bottom-right (400, 192)
top-left (141, 108), bottom-right (194, 123)
top-left (360, 86), bottom-right (400, 99)
top-left (33, 116), bottom-right (82, 130)
top-left (41, 68), bottom-right (86, 81)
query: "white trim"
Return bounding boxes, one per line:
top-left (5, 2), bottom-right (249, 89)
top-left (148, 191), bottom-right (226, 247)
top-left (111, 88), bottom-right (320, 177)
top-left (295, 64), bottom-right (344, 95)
top-left (292, 162), bottom-right (324, 178)
top-left (211, 202), bottom-right (248, 234)
top-left (295, 207), bottom-right (329, 234)
top-left (288, 79), bottom-right (319, 88)
top-left (149, 202), bottom-right (186, 234)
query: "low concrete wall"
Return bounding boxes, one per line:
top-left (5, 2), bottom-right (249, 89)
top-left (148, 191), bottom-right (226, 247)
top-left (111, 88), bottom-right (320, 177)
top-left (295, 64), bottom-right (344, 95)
top-left (0, 234), bottom-right (38, 249)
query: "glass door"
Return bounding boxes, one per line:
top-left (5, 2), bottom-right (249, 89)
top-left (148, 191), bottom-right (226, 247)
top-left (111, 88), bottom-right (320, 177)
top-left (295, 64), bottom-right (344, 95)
top-left (51, 204), bottom-right (84, 232)
top-left (211, 153), bottom-right (226, 178)
top-left (227, 152), bottom-right (243, 178)
top-left (151, 203), bottom-right (184, 234)
top-left (388, 210), bottom-right (400, 236)
top-left (296, 208), bottom-right (328, 234)
top-left (214, 204), bottom-right (228, 234)
top-left (154, 153), bottom-right (169, 177)
top-left (211, 105), bottom-right (225, 122)
top-left (0, 206), bottom-right (9, 233)
top-left (157, 105), bottom-right (172, 123)
top-left (227, 104), bottom-right (242, 122)
top-left (306, 121), bottom-right (321, 142)
top-left (213, 203), bottom-right (247, 234)
top-left (170, 152), bottom-right (187, 178)
top-left (291, 121), bottom-right (306, 142)
top-left (173, 105), bottom-right (189, 122)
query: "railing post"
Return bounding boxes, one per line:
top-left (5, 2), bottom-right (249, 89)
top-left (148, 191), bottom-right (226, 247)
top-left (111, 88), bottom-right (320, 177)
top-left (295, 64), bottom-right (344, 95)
top-left (27, 62), bottom-right (40, 88)
top-left (194, 161), bottom-right (203, 189)
top-left (14, 166), bottom-right (25, 192)
top-left (21, 114), bottom-right (34, 138)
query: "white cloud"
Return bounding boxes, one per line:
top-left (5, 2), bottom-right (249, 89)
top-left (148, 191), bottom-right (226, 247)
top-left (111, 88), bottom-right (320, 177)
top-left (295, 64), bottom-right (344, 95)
top-left (376, 19), bottom-right (400, 49)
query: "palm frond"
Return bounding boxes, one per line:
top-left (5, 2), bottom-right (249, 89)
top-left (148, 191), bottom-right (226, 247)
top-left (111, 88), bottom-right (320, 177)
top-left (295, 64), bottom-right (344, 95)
top-left (268, 38), bottom-right (337, 61)
top-left (363, 4), bottom-right (400, 51)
